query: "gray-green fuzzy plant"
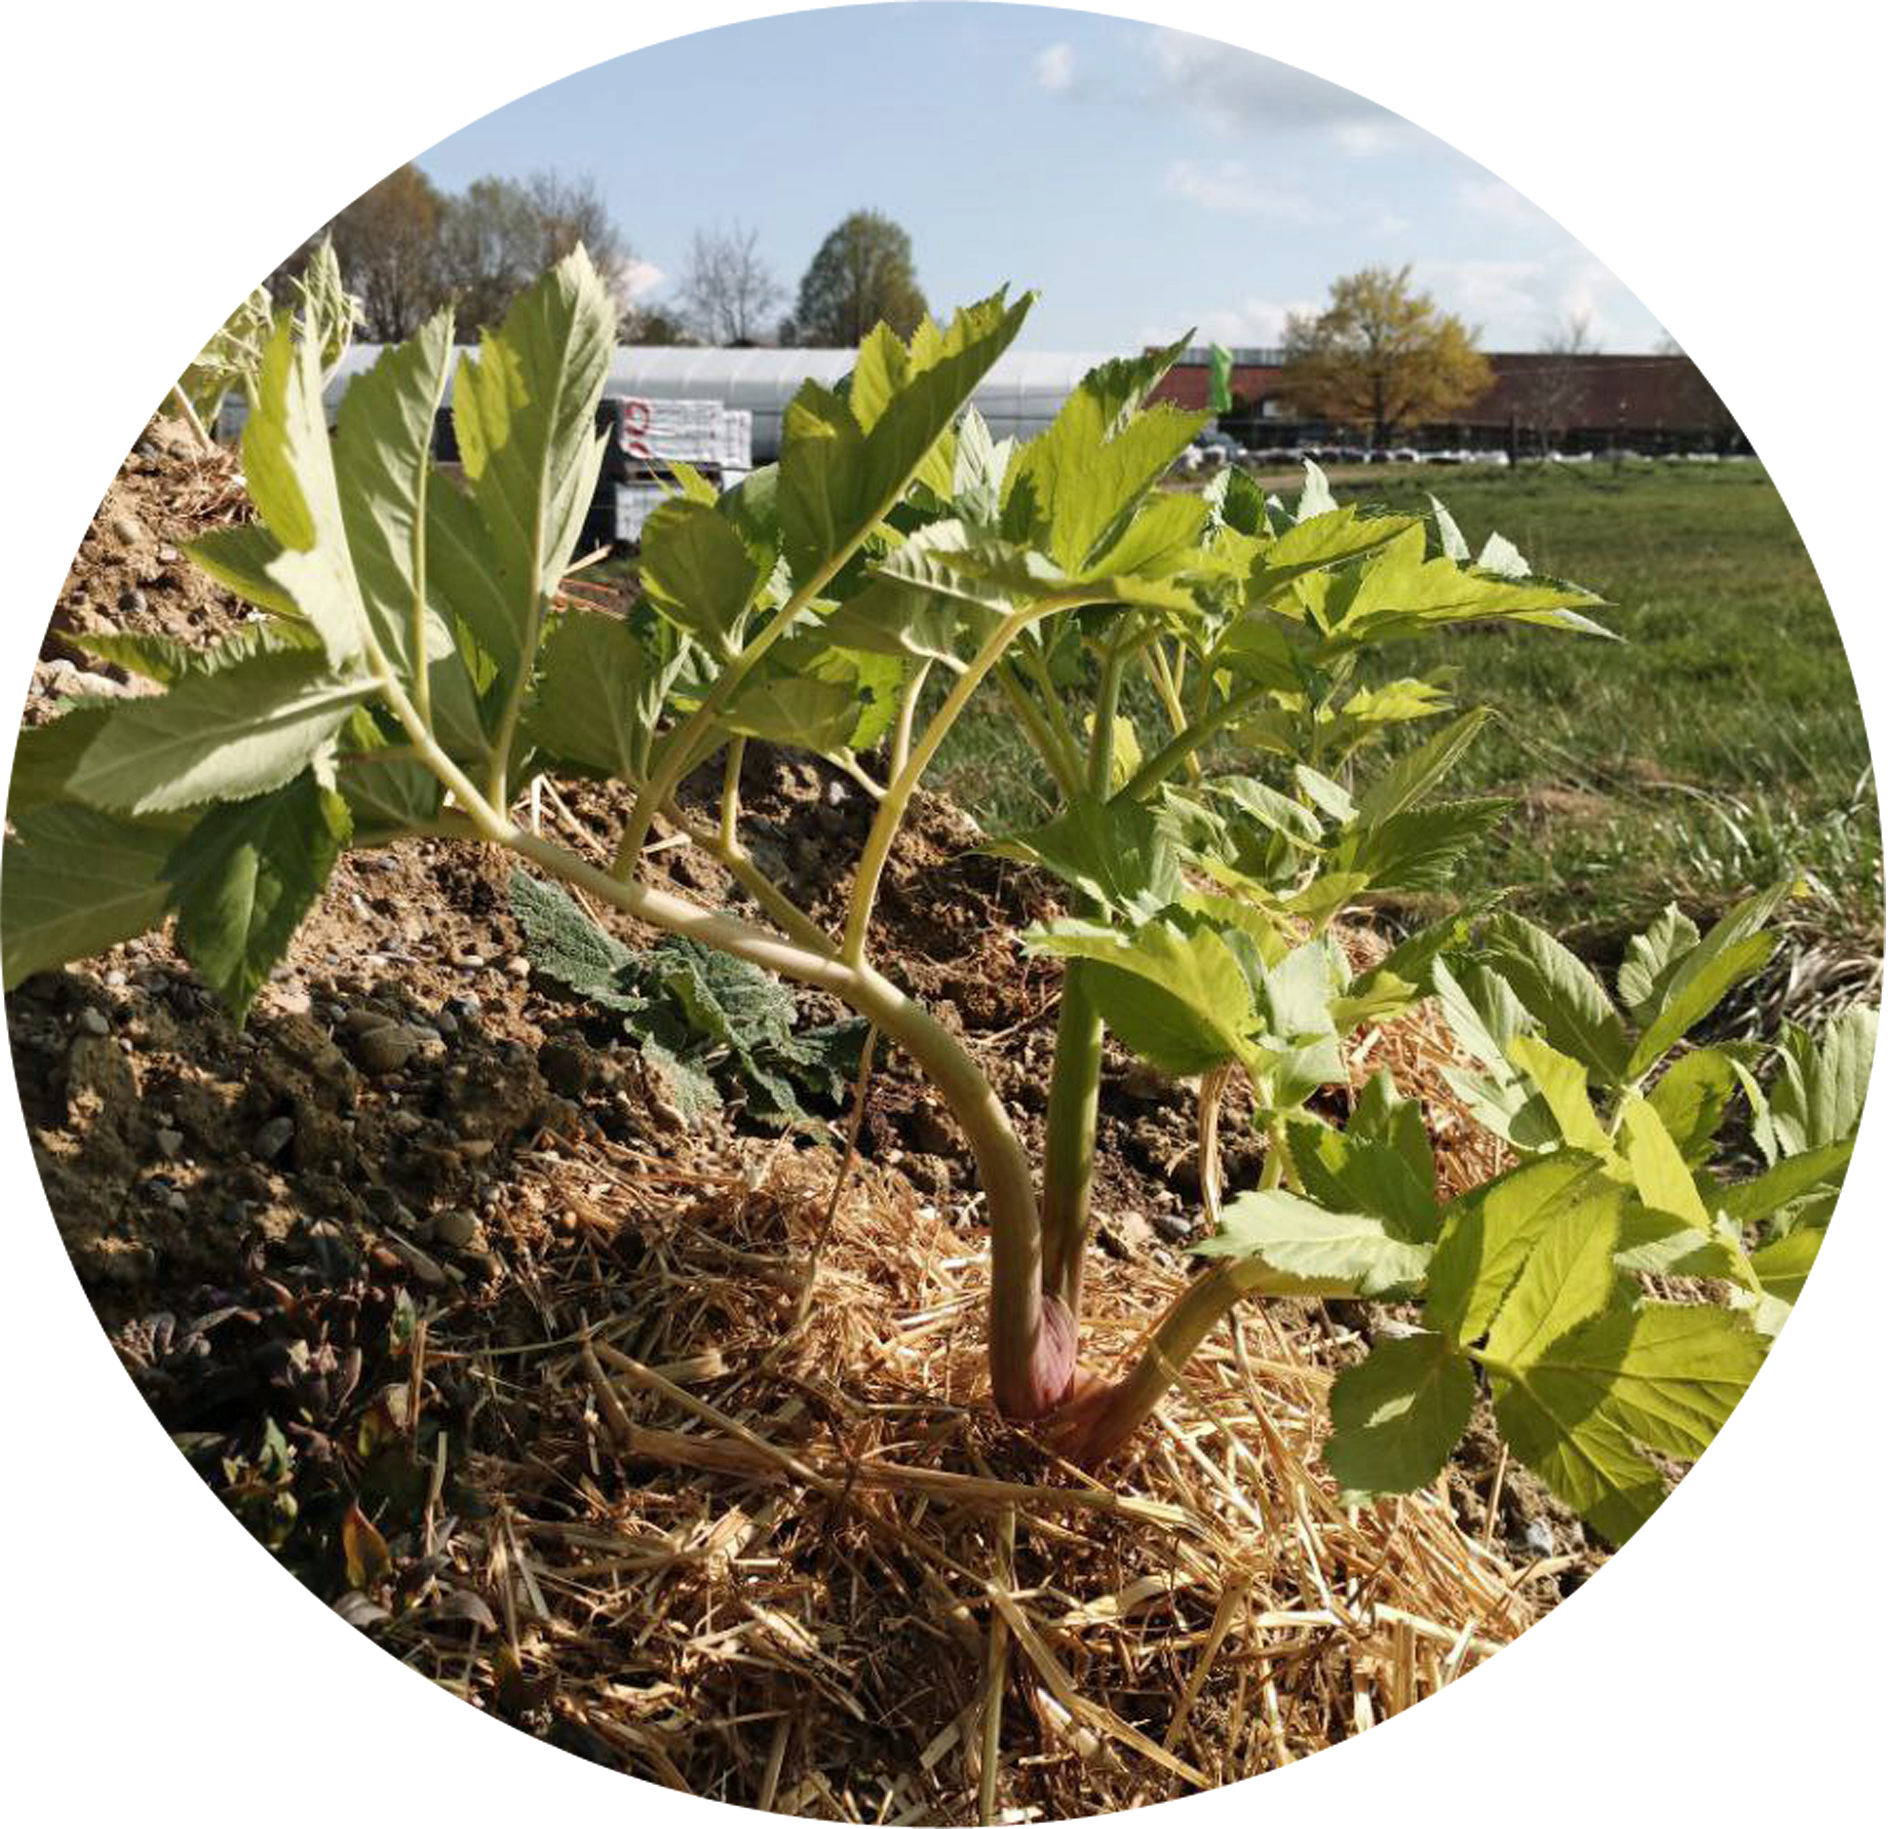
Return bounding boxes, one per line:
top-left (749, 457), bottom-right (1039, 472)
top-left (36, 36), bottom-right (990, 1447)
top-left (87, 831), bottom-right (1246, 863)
top-left (7, 250), bottom-right (1870, 1542)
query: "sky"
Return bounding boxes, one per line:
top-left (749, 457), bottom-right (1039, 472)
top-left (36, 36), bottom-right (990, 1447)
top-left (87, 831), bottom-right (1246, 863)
top-left (413, 3), bottom-right (1669, 354)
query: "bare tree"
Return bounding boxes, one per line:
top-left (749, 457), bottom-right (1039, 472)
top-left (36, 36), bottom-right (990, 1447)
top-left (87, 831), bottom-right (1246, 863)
top-left (1516, 311), bottom-right (1598, 457)
top-left (676, 220), bottom-right (785, 346)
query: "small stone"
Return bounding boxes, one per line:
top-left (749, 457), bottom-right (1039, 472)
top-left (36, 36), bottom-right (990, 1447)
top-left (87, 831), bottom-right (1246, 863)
top-left (538, 1037), bottom-right (596, 1099)
top-left (105, 969), bottom-right (127, 989)
top-left (433, 1208), bottom-right (481, 1250)
top-left (154, 1128), bottom-right (185, 1161)
top-left (1522, 1518), bottom-right (1557, 1559)
top-left (165, 1192), bottom-right (189, 1216)
top-left (339, 1007), bottom-right (394, 1039)
top-left (506, 955), bottom-right (531, 979)
top-left (157, 544), bottom-right (181, 564)
top-left (117, 586), bottom-right (148, 616)
top-left (75, 1006), bottom-right (111, 1037)
top-left (1151, 1209), bottom-right (1194, 1244)
top-left (252, 1115), bottom-right (296, 1162)
top-left (453, 950), bottom-right (485, 970)
top-left (431, 1007), bottom-right (460, 1039)
top-left (110, 511), bottom-right (146, 546)
top-left (350, 1024), bottom-right (419, 1076)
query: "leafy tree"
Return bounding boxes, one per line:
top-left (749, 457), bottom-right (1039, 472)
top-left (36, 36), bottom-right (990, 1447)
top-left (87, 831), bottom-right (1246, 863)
top-left (677, 219), bottom-right (784, 345)
top-left (785, 209), bottom-right (927, 346)
top-left (622, 304), bottom-right (694, 346)
top-left (324, 164), bottom-right (447, 342)
top-left (1282, 265), bottom-right (1493, 447)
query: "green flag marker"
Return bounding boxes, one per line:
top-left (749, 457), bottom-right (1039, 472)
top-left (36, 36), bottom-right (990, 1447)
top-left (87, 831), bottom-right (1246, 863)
top-left (1208, 342), bottom-right (1233, 414)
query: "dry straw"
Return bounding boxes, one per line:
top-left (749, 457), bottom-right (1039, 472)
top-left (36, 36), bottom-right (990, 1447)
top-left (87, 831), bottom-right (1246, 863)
top-left (384, 980), bottom-right (1561, 1822)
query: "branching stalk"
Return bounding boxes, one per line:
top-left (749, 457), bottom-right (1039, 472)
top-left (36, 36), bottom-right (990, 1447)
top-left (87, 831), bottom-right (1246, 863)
top-left (841, 597), bottom-right (1100, 965)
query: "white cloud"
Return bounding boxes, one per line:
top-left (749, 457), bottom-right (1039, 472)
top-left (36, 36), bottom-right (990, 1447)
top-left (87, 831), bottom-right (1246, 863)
top-left (617, 257), bottom-right (665, 304)
top-left (1141, 296), bottom-right (1319, 349)
top-left (1033, 41), bottom-right (1074, 93)
top-left (1456, 176), bottom-right (1550, 231)
top-left (1145, 27), bottom-right (1411, 154)
top-left (1411, 252), bottom-right (1646, 348)
top-left (1163, 159), bottom-right (1317, 220)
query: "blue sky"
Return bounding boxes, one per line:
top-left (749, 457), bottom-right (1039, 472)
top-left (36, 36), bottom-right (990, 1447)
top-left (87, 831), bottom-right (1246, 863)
top-left (414, 3), bottom-right (1668, 353)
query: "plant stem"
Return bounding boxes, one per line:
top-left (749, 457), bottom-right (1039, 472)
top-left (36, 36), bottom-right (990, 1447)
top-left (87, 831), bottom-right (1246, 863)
top-left (719, 740), bottom-right (745, 851)
top-left (1114, 678), bottom-right (1274, 804)
top-left (167, 385), bottom-right (216, 455)
top-left (1049, 1261), bottom-right (1276, 1465)
top-left (841, 597), bottom-right (1098, 965)
top-left (1041, 965), bottom-right (1103, 1317)
top-left (496, 820), bottom-right (1053, 1417)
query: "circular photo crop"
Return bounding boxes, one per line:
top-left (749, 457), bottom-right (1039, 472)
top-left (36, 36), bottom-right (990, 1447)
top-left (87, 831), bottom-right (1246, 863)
top-left (5, 6), bottom-right (1878, 1820)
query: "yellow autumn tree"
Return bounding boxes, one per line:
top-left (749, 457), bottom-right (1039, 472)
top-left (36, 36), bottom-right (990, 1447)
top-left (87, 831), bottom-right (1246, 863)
top-left (1282, 266), bottom-right (1493, 446)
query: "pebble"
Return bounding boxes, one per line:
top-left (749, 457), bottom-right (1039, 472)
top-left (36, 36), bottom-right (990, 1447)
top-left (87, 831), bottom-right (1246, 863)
top-left (154, 1128), bottom-right (185, 1161)
top-left (506, 955), bottom-right (531, 979)
top-left (432, 1007), bottom-right (460, 1039)
top-left (105, 970), bottom-right (127, 989)
top-left (157, 545), bottom-right (180, 564)
top-left (433, 1208), bottom-right (482, 1250)
top-left (110, 511), bottom-right (146, 545)
top-left (1151, 1209), bottom-right (1194, 1244)
top-left (1522, 1518), bottom-right (1557, 1558)
top-left (350, 1023), bottom-right (419, 1076)
top-left (76, 1007), bottom-right (111, 1037)
top-left (252, 1116), bottom-right (296, 1162)
top-left (117, 586), bottom-right (148, 616)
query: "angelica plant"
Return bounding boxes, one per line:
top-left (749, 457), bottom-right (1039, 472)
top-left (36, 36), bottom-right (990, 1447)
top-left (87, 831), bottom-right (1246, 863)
top-left (7, 249), bottom-right (1868, 1543)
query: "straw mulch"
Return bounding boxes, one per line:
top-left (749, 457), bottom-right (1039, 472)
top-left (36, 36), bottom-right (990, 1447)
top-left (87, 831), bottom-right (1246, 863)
top-left (372, 983), bottom-right (1566, 1822)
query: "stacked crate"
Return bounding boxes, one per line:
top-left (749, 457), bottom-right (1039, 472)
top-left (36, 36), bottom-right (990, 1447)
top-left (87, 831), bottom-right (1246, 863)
top-left (595, 396), bottom-right (753, 545)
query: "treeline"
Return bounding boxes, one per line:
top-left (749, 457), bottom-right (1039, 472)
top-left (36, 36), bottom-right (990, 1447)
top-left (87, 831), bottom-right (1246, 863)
top-left (273, 163), bottom-right (931, 350)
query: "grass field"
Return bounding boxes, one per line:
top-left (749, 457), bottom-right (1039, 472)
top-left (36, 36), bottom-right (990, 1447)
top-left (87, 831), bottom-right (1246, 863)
top-left (931, 461), bottom-right (1882, 973)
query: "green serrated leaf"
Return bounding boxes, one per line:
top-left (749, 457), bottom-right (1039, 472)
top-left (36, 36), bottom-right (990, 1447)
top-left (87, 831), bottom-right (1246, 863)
top-left (63, 650), bottom-right (374, 816)
top-left (1324, 1333), bottom-right (1475, 1498)
top-left (2, 804), bottom-right (193, 988)
top-left (163, 773), bottom-right (351, 1020)
top-left (1195, 1187), bottom-right (1430, 1296)
top-left (1480, 912), bottom-right (1633, 1084)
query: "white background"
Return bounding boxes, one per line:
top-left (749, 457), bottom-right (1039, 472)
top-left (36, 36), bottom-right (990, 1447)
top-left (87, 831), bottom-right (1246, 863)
top-left (2, 2), bottom-right (1884, 1821)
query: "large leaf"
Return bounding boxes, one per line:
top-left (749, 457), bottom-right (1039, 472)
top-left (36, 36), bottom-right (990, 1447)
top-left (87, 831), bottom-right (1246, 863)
top-left (163, 773), bottom-right (351, 1020)
top-left (1765, 1004), bottom-right (1878, 1158)
top-left (450, 248), bottom-right (616, 678)
top-left (2, 805), bottom-right (191, 987)
top-left (1323, 1333), bottom-right (1476, 1498)
top-left (1025, 915), bottom-right (1255, 1077)
top-left (1003, 338), bottom-right (1204, 574)
top-left (240, 319), bottom-right (368, 668)
top-left (1490, 1303), bottom-right (1766, 1544)
top-left (1195, 1187), bottom-right (1430, 1296)
top-left (985, 794), bottom-right (1181, 921)
top-left (1337, 797), bottom-right (1510, 894)
top-left (62, 650), bottom-right (375, 816)
top-left (1426, 1151), bottom-right (1612, 1343)
top-left (1353, 708), bottom-right (1491, 827)
top-left (1617, 903), bottom-right (1701, 1025)
top-left (524, 611), bottom-right (675, 784)
top-left (1626, 883), bottom-right (1792, 1077)
top-left (331, 308), bottom-right (458, 681)
top-left (1480, 912), bottom-right (1633, 1084)
top-left (780, 292), bottom-right (1032, 588)
top-left (639, 498), bottom-right (768, 643)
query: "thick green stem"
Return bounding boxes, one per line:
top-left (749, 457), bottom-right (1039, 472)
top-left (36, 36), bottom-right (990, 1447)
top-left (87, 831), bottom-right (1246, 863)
top-left (498, 822), bottom-right (1054, 1418)
top-left (995, 662), bottom-right (1082, 800)
top-left (1041, 963), bottom-right (1103, 1317)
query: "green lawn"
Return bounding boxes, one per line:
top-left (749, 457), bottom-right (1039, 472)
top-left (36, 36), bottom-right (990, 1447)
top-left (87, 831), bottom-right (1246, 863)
top-left (931, 461), bottom-right (1882, 968)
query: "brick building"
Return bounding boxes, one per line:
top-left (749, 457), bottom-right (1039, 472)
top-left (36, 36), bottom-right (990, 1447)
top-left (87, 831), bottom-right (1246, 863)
top-left (1152, 346), bottom-right (1743, 456)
